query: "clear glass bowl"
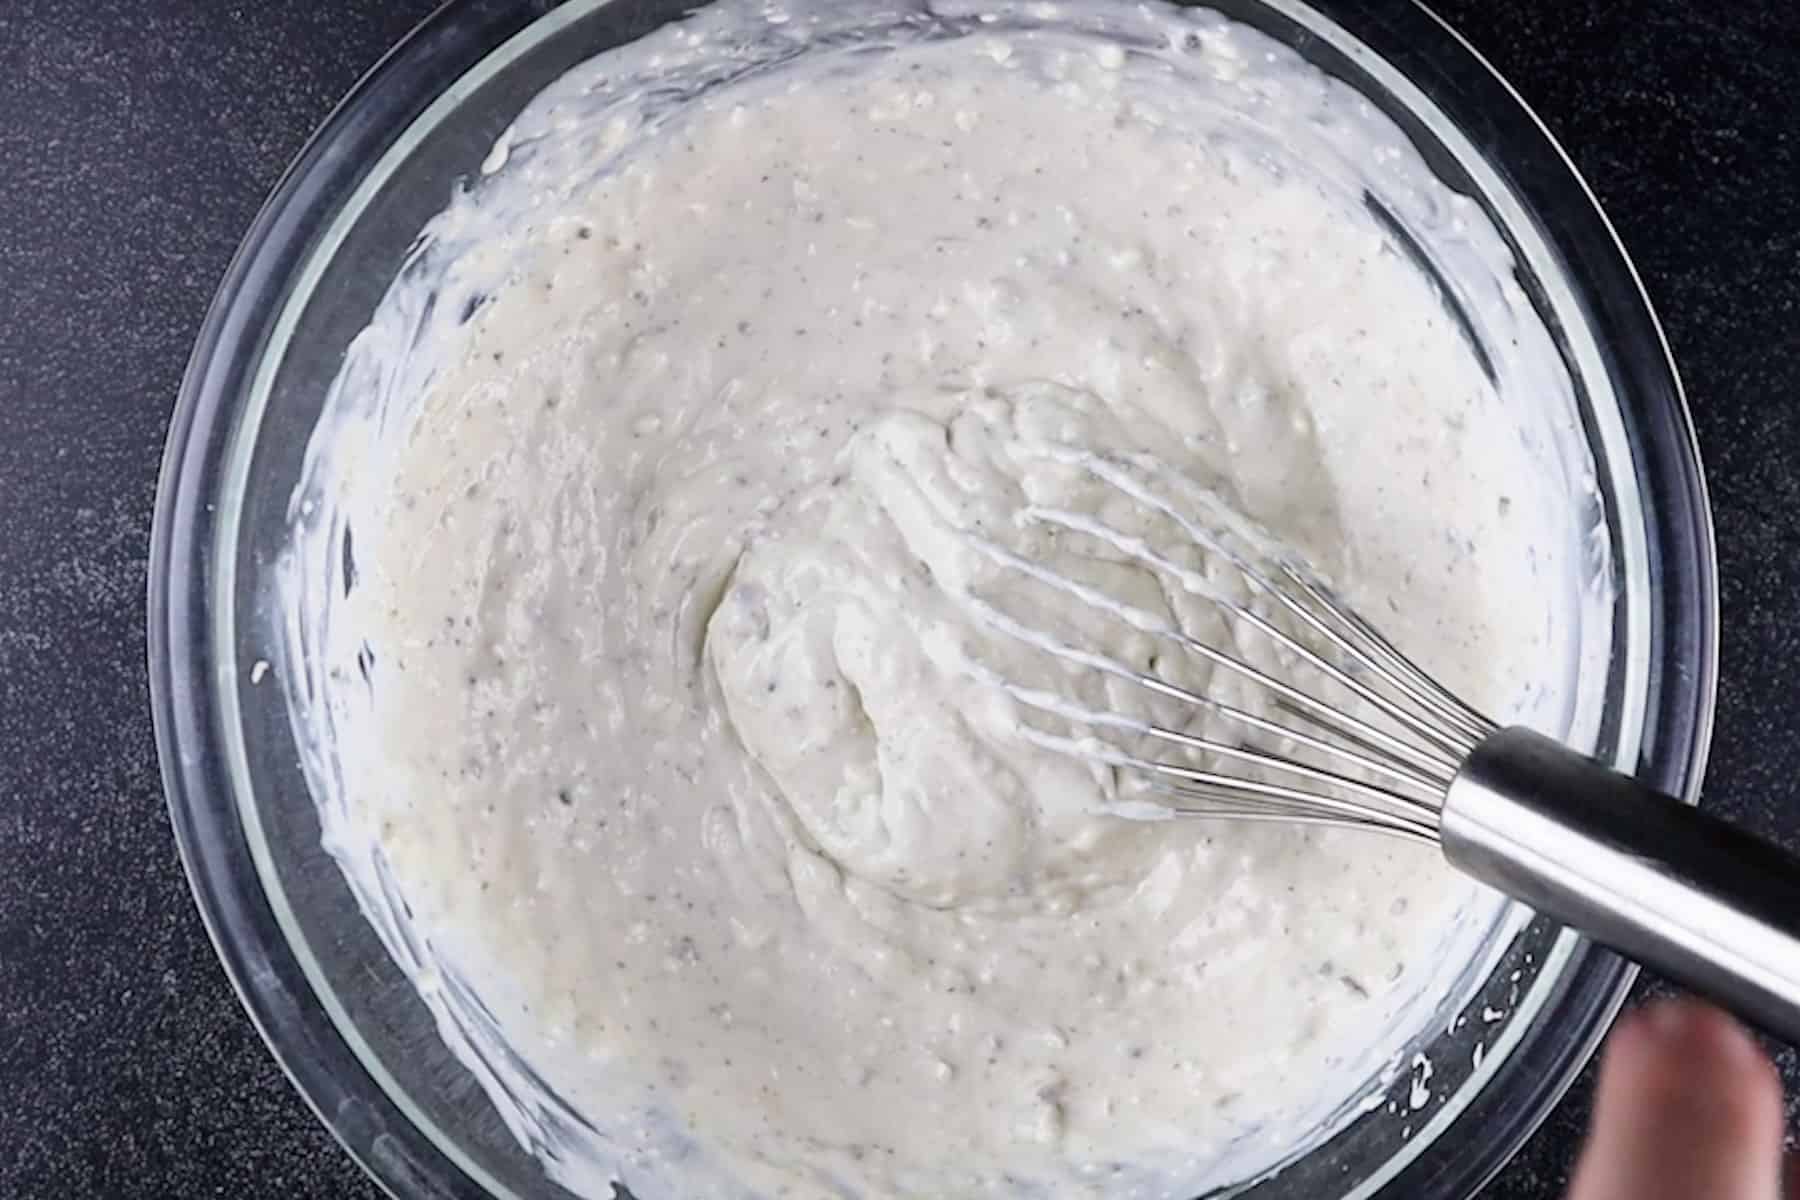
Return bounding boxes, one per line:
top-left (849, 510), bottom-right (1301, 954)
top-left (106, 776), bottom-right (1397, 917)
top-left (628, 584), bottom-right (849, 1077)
top-left (148, 1), bottom-right (1717, 1197)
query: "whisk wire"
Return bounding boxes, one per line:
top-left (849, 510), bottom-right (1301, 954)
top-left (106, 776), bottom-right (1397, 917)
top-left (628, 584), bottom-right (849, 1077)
top-left (961, 550), bottom-right (1456, 792)
top-left (1281, 566), bottom-right (1494, 747)
top-left (1019, 505), bottom-right (1468, 777)
top-left (1155, 803), bottom-right (1440, 847)
top-left (1020, 727), bottom-right (1442, 842)
top-left (999, 676), bottom-right (1443, 806)
top-left (1139, 765), bottom-right (1440, 841)
top-left (967, 445), bottom-right (1506, 840)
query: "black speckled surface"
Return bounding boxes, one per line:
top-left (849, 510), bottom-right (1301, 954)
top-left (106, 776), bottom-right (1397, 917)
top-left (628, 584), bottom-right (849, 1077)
top-left (0, 1), bottom-right (1796, 1197)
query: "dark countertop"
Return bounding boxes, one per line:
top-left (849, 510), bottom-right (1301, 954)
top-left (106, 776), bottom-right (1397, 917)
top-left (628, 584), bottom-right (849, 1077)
top-left (1, 1), bottom-right (1797, 1196)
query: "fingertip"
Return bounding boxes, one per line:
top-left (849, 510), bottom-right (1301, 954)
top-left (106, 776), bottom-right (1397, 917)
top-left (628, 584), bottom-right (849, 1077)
top-left (1643, 997), bottom-right (1761, 1060)
top-left (1612, 998), bottom-right (1781, 1115)
top-left (1574, 998), bottom-right (1785, 1200)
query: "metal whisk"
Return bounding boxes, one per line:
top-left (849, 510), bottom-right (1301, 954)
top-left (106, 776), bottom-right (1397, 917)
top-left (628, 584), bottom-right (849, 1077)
top-left (978, 448), bottom-right (1800, 1044)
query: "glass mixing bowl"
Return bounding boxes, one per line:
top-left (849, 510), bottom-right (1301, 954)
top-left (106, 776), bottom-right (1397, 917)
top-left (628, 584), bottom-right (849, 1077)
top-left (148, 1), bottom-right (1717, 1197)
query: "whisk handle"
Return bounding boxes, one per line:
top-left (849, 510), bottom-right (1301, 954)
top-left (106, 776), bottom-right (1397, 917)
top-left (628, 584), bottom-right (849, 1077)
top-left (1442, 725), bottom-right (1800, 1045)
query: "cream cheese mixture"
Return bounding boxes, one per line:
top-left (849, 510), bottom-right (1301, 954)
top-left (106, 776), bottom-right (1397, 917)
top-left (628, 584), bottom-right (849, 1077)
top-left (281, 2), bottom-right (1613, 1198)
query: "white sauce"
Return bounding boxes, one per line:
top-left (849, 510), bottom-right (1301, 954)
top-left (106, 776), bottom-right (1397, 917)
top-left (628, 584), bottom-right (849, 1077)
top-left (281, 2), bottom-right (1613, 1197)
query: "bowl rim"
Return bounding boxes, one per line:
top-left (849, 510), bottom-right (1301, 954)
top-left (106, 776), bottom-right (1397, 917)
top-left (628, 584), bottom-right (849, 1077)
top-left (149, 3), bottom-right (564, 1195)
top-left (147, 1), bottom-right (1719, 1198)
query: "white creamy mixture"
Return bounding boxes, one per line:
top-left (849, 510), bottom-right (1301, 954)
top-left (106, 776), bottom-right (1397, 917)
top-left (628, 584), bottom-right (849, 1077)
top-left (283, 2), bottom-right (1611, 1198)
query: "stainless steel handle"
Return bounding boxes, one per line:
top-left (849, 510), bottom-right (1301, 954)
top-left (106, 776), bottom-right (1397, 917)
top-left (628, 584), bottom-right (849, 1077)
top-left (1441, 725), bottom-right (1800, 1044)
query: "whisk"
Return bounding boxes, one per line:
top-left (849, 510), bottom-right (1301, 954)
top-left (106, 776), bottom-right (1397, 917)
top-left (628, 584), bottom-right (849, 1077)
top-left (979, 448), bottom-right (1800, 1044)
